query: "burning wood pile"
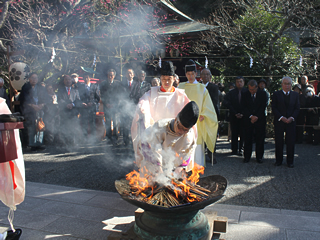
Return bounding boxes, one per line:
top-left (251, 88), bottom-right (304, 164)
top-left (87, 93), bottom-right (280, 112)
top-left (121, 163), bottom-right (218, 208)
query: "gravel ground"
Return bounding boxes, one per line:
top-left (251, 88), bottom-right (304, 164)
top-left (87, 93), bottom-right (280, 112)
top-left (23, 137), bottom-right (320, 212)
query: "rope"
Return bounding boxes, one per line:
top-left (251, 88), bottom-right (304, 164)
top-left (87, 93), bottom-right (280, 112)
top-left (217, 109), bottom-right (320, 128)
top-left (8, 207), bottom-right (16, 232)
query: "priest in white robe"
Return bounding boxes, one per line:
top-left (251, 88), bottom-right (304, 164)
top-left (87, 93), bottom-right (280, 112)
top-left (137, 101), bottom-right (199, 175)
top-left (131, 61), bottom-right (195, 166)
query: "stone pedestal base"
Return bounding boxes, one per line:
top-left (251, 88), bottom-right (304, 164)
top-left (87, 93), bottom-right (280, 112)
top-left (107, 208), bottom-right (228, 240)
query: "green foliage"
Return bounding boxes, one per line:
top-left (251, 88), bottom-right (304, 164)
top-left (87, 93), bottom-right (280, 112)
top-left (222, 5), bottom-right (302, 93)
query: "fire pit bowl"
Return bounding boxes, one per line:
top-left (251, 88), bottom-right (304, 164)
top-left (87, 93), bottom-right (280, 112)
top-left (115, 175), bottom-right (227, 214)
top-left (115, 175), bottom-right (227, 240)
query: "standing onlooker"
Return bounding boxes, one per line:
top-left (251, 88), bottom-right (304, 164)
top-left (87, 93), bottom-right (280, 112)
top-left (293, 84), bottom-right (306, 144)
top-left (79, 74), bottom-right (100, 139)
top-left (242, 80), bottom-right (267, 163)
top-left (0, 78), bottom-right (9, 107)
top-left (173, 74), bottom-right (180, 87)
top-left (71, 73), bottom-right (85, 97)
top-left (305, 87), bottom-right (320, 145)
top-left (222, 82), bottom-right (234, 141)
top-left (57, 75), bottom-right (83, 146)
top-left (224, 76), bottom-right (247, 155)
top-left (272, 76), bottom-right (300, 168)
top-left (130, 70), bottom-right (151, 105)
top-left (19, 73), bottom-right (46, 150)
top-left (200, 68), bottom-right (220, 164)
top-left (43, 84), bottom-right (59, 145)
top-left (299, 75), bottom-right (313, 96)
top-left (100, 69), bottom-right (122, 144)
top-left (151, 77), bottom-right (160, 87)
top-left (201, 69), bottom-right (220, 119)
top-left (120, 68), bottom-right (135, 145)
top-left (258, 78), bottom-right (270, 143)
top-left (258, 79), bottom-right (270, 116)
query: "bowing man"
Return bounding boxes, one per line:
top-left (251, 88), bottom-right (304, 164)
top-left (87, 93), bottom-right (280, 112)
top-left (243, 80), bottom-right (268, 163)
top-left (137, 101), bottom-right (199, 174)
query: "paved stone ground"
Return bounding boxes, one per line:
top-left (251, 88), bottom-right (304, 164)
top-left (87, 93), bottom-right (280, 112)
top-left (23, 137), bottom-right (320, 212)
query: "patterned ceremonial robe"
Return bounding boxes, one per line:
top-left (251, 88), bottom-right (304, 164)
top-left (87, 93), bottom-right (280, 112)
top-left (131, 86), bottom-right (194, 165)
top-left (137, 118), bottom-right (196, 173)
top-left (179, 80), bottom-right (218, 167)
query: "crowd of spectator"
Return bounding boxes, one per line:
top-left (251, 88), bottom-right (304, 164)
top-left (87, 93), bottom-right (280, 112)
top-left (5, 68), bottom-right (154, 150)
top-left (0, 66), bottom-right (319, 159)
top-left (221, 75), bottom-right (320, 168)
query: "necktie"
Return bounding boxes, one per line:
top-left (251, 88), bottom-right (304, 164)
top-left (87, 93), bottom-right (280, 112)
top-left (252, 94), bottom-right (255, 102)
top-left (238, 90), bottom-right (241, 103)
top-left (67, 87), bottom-right (70, 96)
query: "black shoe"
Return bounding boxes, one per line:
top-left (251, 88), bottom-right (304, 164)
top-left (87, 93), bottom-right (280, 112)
top-left (30, 146), bottom-right (38, 151)
top-left (257, 159), bottom-right (263, 163)
top-left (231, 151), bottom-right (237, 155)
top-left (287, 164), bottom-right (294, 168)
top-left (274, 162), bottom-right (282, 166)
top-left (37, 145), bottom-right (46, 150)
top-left (243, 158), bottom-right (250, 163)
top-left (6, 228), bottom-right (22, 240)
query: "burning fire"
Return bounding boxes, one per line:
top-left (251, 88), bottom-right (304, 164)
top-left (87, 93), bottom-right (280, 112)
top-left (125, 163), bottom-right (209, 206)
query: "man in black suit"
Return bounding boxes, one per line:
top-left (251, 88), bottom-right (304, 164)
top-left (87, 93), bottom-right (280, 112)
top-left (79, 74), bottom-right (100, 139)
top-left (243, 80), bottom-right (267, 163)
top-left (201, 69), bottom-right (220, 119)
top-left (20, 73), bottom-right (47, 150)
top-left (224, 76), bottom-right (247, 155)
top-left (57, 75), bottom-right (83, 146)
top-left (200, 68), bottom-right (220, 163)
top-left (272, 76), bottom-right (300, 168)
top-left (120, 68), bottom-right (135, 146)
top-left (100, 69), bottom-right (122, 144)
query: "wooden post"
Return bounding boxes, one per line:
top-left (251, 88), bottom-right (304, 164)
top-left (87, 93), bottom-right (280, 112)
top-left (120, 46), bottom-right (123, 82)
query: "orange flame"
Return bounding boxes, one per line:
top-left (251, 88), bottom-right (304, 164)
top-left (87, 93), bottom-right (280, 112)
top-left (171, 163), bottom-right (204, 202)
top-left (187, 163), bottom-right (204, 184)
top-left (126, 163), bottom-right (205, 203)
top-left (126, 166), bottom-right (152, 198)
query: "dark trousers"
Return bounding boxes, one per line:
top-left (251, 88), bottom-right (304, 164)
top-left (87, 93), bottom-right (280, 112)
top-left (296, 113), bottom-right (305, 143)
top-left (122, 115), bottom-right (132, 144)
top-left (60, 114), bottom-right (81, 146)
top-left (244, 119), bottom-right (266, 160)
top-left (274, 121), bottom-right (296, 165)
top-left (80, 109), bottom-right (96, 138)
top-left (105, 109), bottom-right (119, 140)
top-left (230, 117), bottom-right (245, 153)
top-left (43, 115), bottom-right (59, 145)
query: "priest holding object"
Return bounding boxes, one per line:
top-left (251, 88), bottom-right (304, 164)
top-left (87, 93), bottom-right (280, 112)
top-left (137, 101), bottom-right (199, 175)
top-left (179, 60), bottom-right (218, 167)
